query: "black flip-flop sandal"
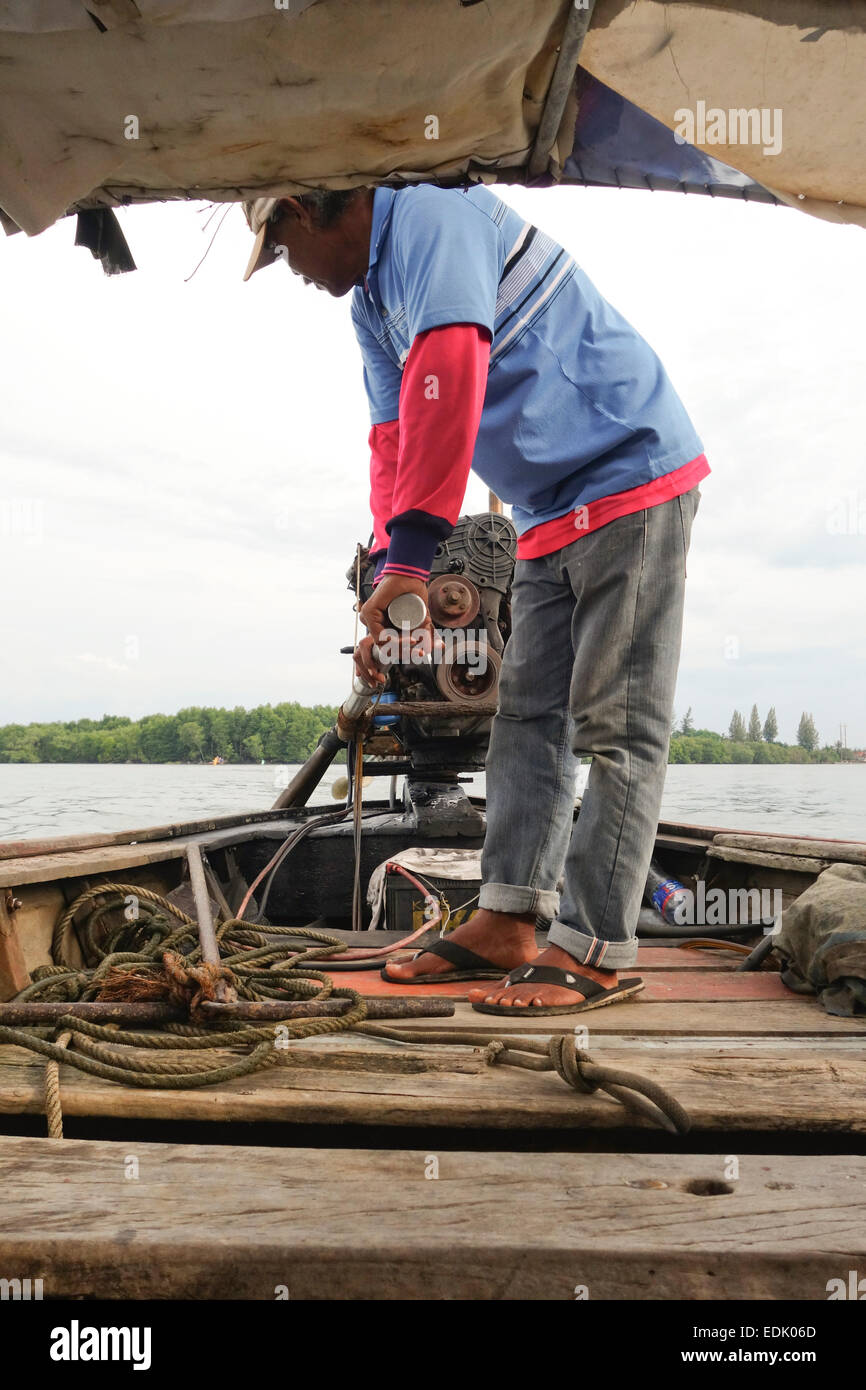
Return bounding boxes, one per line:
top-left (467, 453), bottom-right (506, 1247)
top-left (380, 936), bottom-right (511, 985)
top-left (470, 962), bottom-right (645, 1016)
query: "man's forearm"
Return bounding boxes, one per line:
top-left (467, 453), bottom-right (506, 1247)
top-left (368, 418), bottom-right (400, 580)
top-left (379, 323), bottom-right (490, 581)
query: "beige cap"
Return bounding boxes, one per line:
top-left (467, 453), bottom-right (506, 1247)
top-left (242, 196), bottom-right (280, 281)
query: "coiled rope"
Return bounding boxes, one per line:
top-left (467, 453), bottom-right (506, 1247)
top-left (6, 882), bottom-right (690, 1137)
top-left (5, 883), bottom-right (368, 1133)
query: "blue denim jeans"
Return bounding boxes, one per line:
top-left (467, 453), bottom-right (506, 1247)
top-left (479, 488), bottom-right (700, 970)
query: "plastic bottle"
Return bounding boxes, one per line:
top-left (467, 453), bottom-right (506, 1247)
top-left (644, 859), bottom-right (691, 926)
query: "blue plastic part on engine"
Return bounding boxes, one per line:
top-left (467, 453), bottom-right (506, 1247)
top-left (373, 691), bottom-right (399, 726)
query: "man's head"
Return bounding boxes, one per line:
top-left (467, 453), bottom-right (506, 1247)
top-left (242, 188), bottom-right (374, 295)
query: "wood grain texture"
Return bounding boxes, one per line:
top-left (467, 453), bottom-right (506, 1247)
top-left (713, 834), bottom-right (866, 865)
top-left (707, 847), bottom-right (829, 875)
top-left (0, 1136), bottom-right (863, 1299)
top-left (392, 998), bottom-right (866, 1035)
top-left (0, 1031), bottom-right (864, 1132)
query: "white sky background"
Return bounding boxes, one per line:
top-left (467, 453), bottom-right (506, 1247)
top-left (0, 184), bottom-right (864, 746)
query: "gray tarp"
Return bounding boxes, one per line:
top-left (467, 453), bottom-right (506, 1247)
top-left (773, 864), bottom-right (866, 1017)
top-left (1, 1), bottom-right (864, 239)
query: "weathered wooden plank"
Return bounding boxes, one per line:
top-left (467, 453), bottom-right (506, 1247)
top-left (0, 839), bottom-right (189, 889)
top-left (0, 1136), bottom-right (862, 1299)
top-left (336, 968), bottom-right (793, 1001)
top-left (0, 807), bottom-right (295, 863)
top-left (713, 833), bottom-right (866, 865)
top-left (393, 999), bottom-right (866, 1036)
top-left (587, 1035), bottom-right (866, 1055)
top-left (707, 846), bottom-right (829, 875)
top-left (0, 819), bottom-right (301, 888)
top-left (0, 1033), bottom-right (863, 1131)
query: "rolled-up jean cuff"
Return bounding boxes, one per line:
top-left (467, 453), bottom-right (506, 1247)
top-left (548, 921), bottom-right (639, 971)
top-left (479, 882), bottom-right (560, 919)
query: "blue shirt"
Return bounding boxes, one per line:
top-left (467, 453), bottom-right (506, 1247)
top-left (351, 184), bottom-right (703, 538)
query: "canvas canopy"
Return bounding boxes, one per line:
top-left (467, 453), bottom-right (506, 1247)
top-left (0, 0), bottom-right (864, 248)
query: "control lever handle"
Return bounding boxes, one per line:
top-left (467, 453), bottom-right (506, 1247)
top-left (370, 593), bottom-right (429, 669)
top-left (340, 593), bottom-right (430, 726)
top-left (385, 591), bottom-right (428, 630)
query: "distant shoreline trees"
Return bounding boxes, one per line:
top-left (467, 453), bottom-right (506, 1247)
top-left (669, 706), bottom-right (861, 764)
top-left (0, 704), bottom-right (861, 766)
top-left (728, 710), bottom-right (747, 743)
top-left (0, 704), bottom-right (340, 766)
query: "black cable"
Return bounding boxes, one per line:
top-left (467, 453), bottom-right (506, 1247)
top-left (248, 809), bottom-right (349, 924)
top-left (251, 806), bottom-right (383, 925)
top-left (735, 932), bottom-right (778, 972)
top-left (637, 922), bottom-right (760, 939)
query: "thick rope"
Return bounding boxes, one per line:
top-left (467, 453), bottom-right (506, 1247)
top-left (4, 884), bottom-right (368, 1095)
top-left (546, 1034), bottom-right (692, 1135)
top-left (356, 1024), bottom-right (691, 1135)
top-left (51, 882), bottom-right (193, 968)
top-left (43, 1029), bottom-right (71, 1140)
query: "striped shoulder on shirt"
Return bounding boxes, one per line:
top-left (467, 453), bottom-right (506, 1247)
top-left (490, 220), bottom-right (575, 366)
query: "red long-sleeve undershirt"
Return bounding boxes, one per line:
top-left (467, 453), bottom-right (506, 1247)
top-left (368, 323), bottom-right (491, 582)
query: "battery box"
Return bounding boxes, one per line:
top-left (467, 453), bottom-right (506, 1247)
top-left (384, 873), bottom-right (482, 934)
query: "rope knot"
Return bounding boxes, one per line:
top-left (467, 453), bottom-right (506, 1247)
top-left (547, 1034), bottom-right (598, 1094)
top-left (482, 1039), bottom-right (506, 1066)
top-left (94, 951), bottom-right (236, 1019)
top-left (161, 952), bottom-right (237, 1020)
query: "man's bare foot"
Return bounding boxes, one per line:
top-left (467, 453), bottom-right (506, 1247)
top-left (466, 943), bottom-right (617, 1009)
top-left (382, 908), bottom-right (538, 982)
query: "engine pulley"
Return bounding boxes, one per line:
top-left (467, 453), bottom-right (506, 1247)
top-left (428, 574), bottom-right (481, 628)
top-left (435, 644), bottom-right (502, 705)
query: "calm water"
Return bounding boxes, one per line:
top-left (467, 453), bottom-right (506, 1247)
top-left (0, 762), bottom-right (864, 843)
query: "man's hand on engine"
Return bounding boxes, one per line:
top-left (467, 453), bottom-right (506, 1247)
top-left (355, 573), bottom-right (434, 686)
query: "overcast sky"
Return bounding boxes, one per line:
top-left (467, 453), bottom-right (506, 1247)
top-left (1, 184), bottom-right (864, 747)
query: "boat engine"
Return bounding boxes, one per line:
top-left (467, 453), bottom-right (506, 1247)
top-left (349, 511), bottom-right (516, 774)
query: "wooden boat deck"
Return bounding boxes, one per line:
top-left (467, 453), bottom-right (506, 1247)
top-left (2, 909), bottom-right (864, 1299)
top-left (2, 1134), bottom-right (862, 1300)
top-left (1, 940), bottom-right (863, 1135)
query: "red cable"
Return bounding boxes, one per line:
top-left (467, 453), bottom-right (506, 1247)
top-left (308, 862), bottom-right (442, 962)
